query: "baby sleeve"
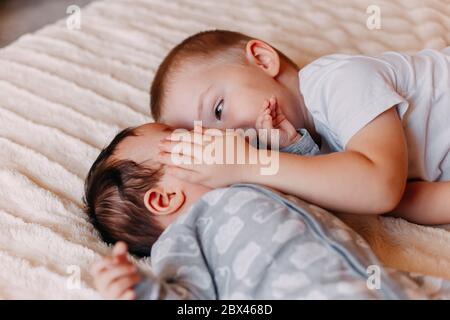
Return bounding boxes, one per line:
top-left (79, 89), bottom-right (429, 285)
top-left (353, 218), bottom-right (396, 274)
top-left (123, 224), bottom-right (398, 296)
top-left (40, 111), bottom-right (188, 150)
top-left (133, 220), bottom-right (217, 300)
top-left (279, 128), bottom-right (321, 156)
top-left (133, 270), bottom-right (194, 300)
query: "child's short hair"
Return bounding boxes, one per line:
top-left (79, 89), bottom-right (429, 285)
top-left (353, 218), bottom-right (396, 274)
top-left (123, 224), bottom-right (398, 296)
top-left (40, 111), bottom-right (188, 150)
top-left (83, 128), bottom-right (164, 257)
top-left (150, 29), bottom-right (297, 121)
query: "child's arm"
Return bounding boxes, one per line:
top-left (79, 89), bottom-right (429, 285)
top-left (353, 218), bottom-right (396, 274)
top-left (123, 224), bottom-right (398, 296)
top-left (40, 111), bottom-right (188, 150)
top-left (248, 107), bottom-right (408, 214)
top-left (158, 107), bottom-right (408, 215)
top-left (390, 180), bottom-right (450, 225)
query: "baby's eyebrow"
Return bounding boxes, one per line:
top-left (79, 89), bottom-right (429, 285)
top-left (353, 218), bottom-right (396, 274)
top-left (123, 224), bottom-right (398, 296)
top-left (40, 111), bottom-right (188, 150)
top-left (197, 84), bottom-right (212, 119)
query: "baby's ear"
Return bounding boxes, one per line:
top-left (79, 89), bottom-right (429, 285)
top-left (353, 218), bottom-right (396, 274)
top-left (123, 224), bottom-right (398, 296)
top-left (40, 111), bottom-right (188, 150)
top-left (245, 39), bottom-right (281, 78)
top-left (143, 187), bottom-right (185, 216)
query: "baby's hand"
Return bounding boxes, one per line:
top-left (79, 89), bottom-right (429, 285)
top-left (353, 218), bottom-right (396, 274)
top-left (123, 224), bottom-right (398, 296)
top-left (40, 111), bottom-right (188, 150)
top-left (90, 241), bottom-right (141, 300)
top-left (255, 96), bottom-right (300, 149)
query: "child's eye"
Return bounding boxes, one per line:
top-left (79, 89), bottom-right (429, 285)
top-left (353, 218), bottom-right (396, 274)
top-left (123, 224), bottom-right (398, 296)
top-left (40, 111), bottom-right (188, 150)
top-left (214, 99), bottom-right (224, 121)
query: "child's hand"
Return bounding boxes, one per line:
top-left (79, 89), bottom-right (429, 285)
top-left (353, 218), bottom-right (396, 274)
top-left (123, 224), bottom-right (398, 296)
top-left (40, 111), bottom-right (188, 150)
top-left (157, 127), bottom-right (257, 188)
top-left (256, 95), bottom-right (300, 149)
top-left (90, 241), bottom-right (141, 300)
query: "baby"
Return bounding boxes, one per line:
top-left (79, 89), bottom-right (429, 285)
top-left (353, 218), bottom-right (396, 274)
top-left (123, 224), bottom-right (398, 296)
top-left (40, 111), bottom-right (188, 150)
top-left (152, 30), bottom-right (450, 224)
top-left (83, 123), bottom-right (212, 298)
top-left (85, 123), bottom-right (419, 300)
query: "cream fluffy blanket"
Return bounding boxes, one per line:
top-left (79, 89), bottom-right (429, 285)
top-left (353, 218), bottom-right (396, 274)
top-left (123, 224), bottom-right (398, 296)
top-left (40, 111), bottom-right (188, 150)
top-left (0, 0), bottom-right (449, 299)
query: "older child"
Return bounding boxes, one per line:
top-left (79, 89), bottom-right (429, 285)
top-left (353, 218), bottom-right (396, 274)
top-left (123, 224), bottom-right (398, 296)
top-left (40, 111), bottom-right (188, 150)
top-left (152, 30), bottom-right (450, 224)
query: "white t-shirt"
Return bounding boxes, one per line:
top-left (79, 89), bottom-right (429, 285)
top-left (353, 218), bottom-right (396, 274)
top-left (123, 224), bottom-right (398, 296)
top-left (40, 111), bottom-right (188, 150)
top-left (299, 47), bottom-right (450, 182)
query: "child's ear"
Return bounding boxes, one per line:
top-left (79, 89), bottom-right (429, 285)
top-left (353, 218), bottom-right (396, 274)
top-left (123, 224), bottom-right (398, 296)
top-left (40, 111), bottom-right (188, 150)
top-left (245, 39), bottom-right (281, 78)
top-left (143, 187), bottom-right (185, 216)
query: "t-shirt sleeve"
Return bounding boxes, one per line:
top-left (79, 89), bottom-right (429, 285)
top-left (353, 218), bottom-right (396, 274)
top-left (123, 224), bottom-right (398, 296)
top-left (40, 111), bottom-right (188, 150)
top-left (302, 56), bottom-right (408, 148)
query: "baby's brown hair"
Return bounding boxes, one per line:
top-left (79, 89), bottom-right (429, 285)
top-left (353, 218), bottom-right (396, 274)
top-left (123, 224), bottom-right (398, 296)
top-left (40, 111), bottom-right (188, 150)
top-left (150, 29), bottom-right (297, 122)
top-left (83, 128), bottom-right (164, 257)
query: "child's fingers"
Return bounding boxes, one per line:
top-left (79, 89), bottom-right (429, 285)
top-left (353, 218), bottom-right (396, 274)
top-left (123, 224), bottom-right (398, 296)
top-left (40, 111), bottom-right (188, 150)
top-left (101, 265), bottom-right (137, 289)
top-left (107, 273), bottom-right (141, 299)
top-left (164, 130), bottom-right (210, 145)
top-left (202, 128), bottom-right (227, 137)
top-left (258, 112), bottom-right (274, 148)
top-left (119, 289), bottom-right (136, 300)
top-left (113, 241), bottom-right (127, 254)
top-left (112, 242), bottom-right (131, 265)
top-left (262, 113), bottom-right (274, 131)
top-left (260, 99), bottom-right (270, 112)
top-left (90, 257), bottom-right (113, 276)
top-left (269, 95), bottom-right (277, 107)
top-left (158, 140), bottom-right (203, 159)
top-left (257, 100), bottom-right (273, 129)
top-left (256, 109), bottom-right (268, 130)
top-left (193, 123), bottom-right (203, 133)
top-left (263, 99), bottom-right (272, 114)
top-left (192, 124), bottom-right (226, 136)
top-left (270, 95), bottom-right (285, 117)
top-left (157, 151), bottom-right (197, 170)
top-left (272, 113), bottom-right (287, 127)
top-left (112, 242), bottom-right (128, 262)
top-left (269, 100), bottom-right (277, 119)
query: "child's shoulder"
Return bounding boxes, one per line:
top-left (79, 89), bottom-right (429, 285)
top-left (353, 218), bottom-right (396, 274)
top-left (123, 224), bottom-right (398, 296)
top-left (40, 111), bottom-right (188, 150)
top-left (299, 52), bottom-right (399, 108)
top-left (299, 53), bottom-right (394, 83)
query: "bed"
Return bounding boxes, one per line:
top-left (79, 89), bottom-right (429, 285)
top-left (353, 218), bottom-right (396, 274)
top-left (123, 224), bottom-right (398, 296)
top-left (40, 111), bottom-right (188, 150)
top-left (0, 0), bottom-right (449, 299)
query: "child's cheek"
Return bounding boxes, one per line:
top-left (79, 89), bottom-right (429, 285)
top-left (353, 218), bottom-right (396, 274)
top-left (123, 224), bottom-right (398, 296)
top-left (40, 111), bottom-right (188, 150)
top-left (229, 107), bottom-right (260, 129)
top-left (227, 90), bottom-right (262, 128)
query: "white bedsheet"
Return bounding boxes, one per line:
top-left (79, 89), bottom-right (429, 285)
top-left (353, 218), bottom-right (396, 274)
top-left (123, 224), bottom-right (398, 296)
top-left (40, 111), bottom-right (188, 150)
top-left (0, 0), bottom-right (449, 299)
